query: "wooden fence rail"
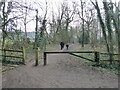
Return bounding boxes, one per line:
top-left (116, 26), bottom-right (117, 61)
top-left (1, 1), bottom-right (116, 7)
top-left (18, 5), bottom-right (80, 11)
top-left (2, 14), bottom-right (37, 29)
top-left (69, 52), bottom-right (95, 62)
top-left (43, 51), bottom-right (119, 66)
top-left (100, 52), bottom-right (120, 64)
top-left (100, 52), bottom-right (120, 56)
top-left (43, 51), bottom-right (99, 66)
top-left (0, 47), bottom-right (25, 64)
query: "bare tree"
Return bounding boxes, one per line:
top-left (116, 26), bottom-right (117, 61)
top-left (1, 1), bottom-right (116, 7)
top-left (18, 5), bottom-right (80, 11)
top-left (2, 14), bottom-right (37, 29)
top-left (91, 0), bottom-right (110, 53)
top-left (62, 1), bottom-right (76, 43)
top-left (78, 6), bottom-right (96, 47)
top-left (103, 1), bottom-right (114, 63)
top-left (56, 3), bottom-right (64, 34)
top-left (37, 0), bottom-right (48, 50)
top-left (80, 0), bottom-right (85, 47)
top-left (2, 2), bottom-right (6, 61)
top-left (109, 1), bottom-right (120, 60)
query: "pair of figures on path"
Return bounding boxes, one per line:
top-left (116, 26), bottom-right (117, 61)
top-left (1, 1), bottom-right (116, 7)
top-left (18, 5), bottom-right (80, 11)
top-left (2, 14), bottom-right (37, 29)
top-left (60, 42), bottom-right (69, 50)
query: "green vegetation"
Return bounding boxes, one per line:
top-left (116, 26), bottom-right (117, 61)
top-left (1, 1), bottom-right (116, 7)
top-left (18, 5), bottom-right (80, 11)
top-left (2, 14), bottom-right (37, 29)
top-left (46, 44), bottom-right (59, 51)
top-left (82, 60), bottom-right (119, 75)
top-left (0, 68), bottom-right (2, 72)
top-left (0, 0), bottom-right (120, 73)
top-left (74, 45), bottom-right (119, 75)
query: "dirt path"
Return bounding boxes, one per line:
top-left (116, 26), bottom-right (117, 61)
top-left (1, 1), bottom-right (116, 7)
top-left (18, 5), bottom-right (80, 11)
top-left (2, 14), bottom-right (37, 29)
top-left (2, 44), bottom-right (118, 88)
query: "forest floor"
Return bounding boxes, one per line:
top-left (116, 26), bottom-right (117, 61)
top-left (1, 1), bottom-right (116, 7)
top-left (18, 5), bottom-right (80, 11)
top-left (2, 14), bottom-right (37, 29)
top-left (2, 44), bottom-right (118, 88)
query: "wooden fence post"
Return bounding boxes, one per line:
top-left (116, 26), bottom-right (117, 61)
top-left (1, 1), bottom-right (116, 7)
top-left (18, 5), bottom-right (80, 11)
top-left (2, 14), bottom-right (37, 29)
top-left (44, 52), bottom-right (47, 66)
top-left (109, 53), bottom-right (113, 64)
top-left (95, 52), bottom-right (99, 64)
top-left (3, 48), bottom-right (6, 62)
top-left (35, 47), bottom-right (39, 66)
top-left (22, 47), bottom-right (25, 64)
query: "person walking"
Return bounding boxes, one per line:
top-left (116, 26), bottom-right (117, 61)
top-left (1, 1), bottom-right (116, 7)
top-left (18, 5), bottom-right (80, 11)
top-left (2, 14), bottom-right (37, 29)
top-left (66, 43), bottom-right (69, 50)
top-left (60, 41), bottom-right (64, 50)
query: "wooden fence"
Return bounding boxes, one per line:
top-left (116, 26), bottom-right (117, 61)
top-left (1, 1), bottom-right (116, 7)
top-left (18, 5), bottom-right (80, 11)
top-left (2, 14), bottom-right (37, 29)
top-left (99, 52), bottom-right (120, 63)
top-left (43, 51), bottom-right (100, 65)
top-left (43, 51), bottom-right (120, 66)
top-left (0, 47), bottom-right (25, 64)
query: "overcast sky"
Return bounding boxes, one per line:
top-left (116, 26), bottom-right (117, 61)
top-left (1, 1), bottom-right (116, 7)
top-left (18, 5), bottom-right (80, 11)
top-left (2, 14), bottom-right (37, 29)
top-left (1, 0), bottom-right (120, 32)
top-left (25, 0), bottom-right (120, 32)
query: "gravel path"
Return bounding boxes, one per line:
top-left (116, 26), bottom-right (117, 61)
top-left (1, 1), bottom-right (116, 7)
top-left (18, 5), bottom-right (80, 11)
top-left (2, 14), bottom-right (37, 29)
top-left (2, 44), bottom-right (118, 88)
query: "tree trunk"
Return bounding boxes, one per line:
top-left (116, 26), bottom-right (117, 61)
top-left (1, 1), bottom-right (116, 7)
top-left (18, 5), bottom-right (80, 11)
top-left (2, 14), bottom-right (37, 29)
top-left (103, 2), bottom-right (114, 64)
top-left (34, 9), bottom-right (38, 49)
top-left (91, 1), bottom-right (110, 53)
top-left (2, 2), bottom-right (6, 62)
top-left (118, 15), bottom-right (120, 62)
top-left (112, 16), bottom-right (120, 59)
top-left (65, 19), bottom-right (69, 43)
top-left (24, 7), bottom-right (28, 43)
top-left (111, 3), bottom-right (120, 62)
top-left (81, 0), bottom-right (84, 47)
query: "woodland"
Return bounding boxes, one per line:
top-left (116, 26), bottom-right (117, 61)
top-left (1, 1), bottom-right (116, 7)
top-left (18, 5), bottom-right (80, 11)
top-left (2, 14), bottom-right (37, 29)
top-left (0, 0), bottom-right (120, 73)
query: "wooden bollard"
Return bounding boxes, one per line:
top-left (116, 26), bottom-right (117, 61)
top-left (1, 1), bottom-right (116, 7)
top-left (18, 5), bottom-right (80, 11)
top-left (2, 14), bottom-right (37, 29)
top-left (22, 47), bottom-right (25, 64)
top-left (95, 52), bottom-right (99, 63)
top-left (35, 47), bottom-right (39, 66)
top-left (44, 52), bottom-right (47, 66)
top-left (3, 48), bottom-right (6, 62)
top-left (109, 53), bottom-right (113, 64)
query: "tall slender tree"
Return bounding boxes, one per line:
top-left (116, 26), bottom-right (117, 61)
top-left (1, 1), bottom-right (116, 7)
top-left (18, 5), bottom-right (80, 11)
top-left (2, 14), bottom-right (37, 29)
top-left (103, 1), bottom-right (114, 63)
top-left (80, 0), bottom-right (85, 47)
top-left (91, 0), bottom-right (110, 53)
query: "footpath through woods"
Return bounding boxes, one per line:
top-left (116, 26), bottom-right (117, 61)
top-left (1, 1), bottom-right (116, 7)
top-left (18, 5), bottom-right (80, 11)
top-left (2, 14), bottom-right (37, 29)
top-left (2, 44), bottom-right (118, 88)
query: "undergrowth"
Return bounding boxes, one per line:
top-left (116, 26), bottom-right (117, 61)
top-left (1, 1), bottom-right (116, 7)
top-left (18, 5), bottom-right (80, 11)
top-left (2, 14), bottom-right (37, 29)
top-left (75, 44), bottom-right (120, 75)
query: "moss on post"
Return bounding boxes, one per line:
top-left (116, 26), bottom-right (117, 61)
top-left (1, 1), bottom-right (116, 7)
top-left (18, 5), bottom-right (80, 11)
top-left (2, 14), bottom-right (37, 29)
top-left (44, 52), bottom-right (47, 66)
top-left (95, 52), bottom-right (100, 64)
top-left (3, 48), bottom-right (6, 63)
top-left (22, 47), bottom-right (25, 64)
top-left (35, 47), bottom-right (39, 66)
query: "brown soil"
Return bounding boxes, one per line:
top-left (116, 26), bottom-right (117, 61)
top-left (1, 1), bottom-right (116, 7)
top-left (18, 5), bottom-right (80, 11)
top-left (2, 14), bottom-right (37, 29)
top-left (2, 44), bottom-right (118, 88)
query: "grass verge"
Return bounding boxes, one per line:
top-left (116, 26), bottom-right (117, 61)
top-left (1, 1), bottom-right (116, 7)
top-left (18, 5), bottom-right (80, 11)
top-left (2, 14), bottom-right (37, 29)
top-left (74, 44), bottom-right (120, 75)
